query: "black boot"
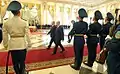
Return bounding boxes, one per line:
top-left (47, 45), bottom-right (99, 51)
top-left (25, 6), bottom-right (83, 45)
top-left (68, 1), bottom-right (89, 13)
top-left (70, 64), bottom-right (80, 70)
top-left (83, 61), bottom-right (93, 67)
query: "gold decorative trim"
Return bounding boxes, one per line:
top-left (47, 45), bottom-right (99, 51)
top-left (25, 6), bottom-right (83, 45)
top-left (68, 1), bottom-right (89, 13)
top-left (0, 57), bottom-right (74, 74)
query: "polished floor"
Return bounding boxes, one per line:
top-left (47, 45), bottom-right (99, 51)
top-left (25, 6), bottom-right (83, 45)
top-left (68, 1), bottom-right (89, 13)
top-left (0, 29), bottom-right (74, 50)
top-left (30, 29), bottom-right (74, 48)
top-left (29, 65), bottom-right (79, 74)
top-left (29, 63), bottom-right (107, 74)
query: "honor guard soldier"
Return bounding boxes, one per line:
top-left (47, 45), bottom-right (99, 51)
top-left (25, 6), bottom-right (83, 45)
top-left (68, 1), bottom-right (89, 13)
top-left (84, 10), bottom-right (103, 67)
top-left (99, 12), bottom-right (114, 50)
top-left (68, 8), bottom-right (88, 70)
top-left (96, 12), bottom-right (114, 64)
top-left (3, 1), bottom-right (31, 74)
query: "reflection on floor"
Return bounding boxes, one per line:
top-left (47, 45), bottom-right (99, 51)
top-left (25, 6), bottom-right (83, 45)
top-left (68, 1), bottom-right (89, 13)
top-left (30, 29), bottom-right (74, 48)
top-left (29, 63), bottom-right (107, 74)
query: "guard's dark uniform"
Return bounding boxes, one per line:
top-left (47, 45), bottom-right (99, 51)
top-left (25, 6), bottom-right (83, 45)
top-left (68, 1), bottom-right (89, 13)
top-left (84, 10), bottom-right (103, 67)
top-left (106, 25), bottom-right (120, 74)
top-left (69, 8), bottom-right (88, 70)
top-left (47, 25), bottom-right (56, 49)
top-left (0, 23), bottom-right (2, 43)
top-left (99, 12), bottom-right (114, 50)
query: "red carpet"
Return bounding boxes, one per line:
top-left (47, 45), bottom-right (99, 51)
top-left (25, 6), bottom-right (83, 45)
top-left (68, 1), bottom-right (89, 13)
top-left (0, 45), bottom-right (100, 73)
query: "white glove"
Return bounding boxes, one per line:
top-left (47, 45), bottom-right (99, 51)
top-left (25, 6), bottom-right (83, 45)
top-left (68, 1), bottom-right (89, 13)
top-left (105, 35), bottom-right (112, 40)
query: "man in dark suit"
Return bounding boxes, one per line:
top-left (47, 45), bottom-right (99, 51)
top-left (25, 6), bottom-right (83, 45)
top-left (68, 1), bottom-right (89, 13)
top-left (84, 10), bottom-right (103, 67)
top-left (47, 21), bottom-right (56, 49)
top-left (68, 20), bottom-right (75, 43)
top-left (52, 21), bottom-right (65, 55)
top-left (68, 8), bottom-right (88, 70)
top-left (99, 12), bottom-right (114, 50)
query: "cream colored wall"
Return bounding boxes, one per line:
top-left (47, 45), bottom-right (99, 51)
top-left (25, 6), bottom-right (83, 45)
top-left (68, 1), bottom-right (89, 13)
top-left (1, 0), bottom-right (120, 25)
top-left (88, 1), bottom-right (120, 20)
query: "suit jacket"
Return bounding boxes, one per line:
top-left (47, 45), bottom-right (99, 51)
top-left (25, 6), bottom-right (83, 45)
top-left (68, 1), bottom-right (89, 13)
top-left (47, 25), bottom-right (56, 38)
top-left (55, 25), bottom-right (64, 42)
top-left (3, 16), bottom-right (31, 50)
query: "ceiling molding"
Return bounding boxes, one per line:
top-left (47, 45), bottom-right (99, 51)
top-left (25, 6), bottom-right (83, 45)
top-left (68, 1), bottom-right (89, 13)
top-left (88, 0), bottom-right (118, 10)
top-left (7, 0), bottom-right (119, 8)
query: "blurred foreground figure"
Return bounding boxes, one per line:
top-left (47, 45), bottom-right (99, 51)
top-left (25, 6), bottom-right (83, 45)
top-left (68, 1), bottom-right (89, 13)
top-left (3, 1), bottom-right (31, 74)
top-left (106, 25), bottom-right (120, 74)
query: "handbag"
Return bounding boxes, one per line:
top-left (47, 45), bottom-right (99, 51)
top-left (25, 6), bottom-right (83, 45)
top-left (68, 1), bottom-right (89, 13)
top-left (97, 48), bottom-right (108, 64)
top-left (96, 38), bottom-right (111, 64)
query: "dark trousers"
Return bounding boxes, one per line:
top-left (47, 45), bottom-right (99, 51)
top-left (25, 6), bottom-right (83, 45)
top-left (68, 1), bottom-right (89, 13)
top-left (74, 36), bottom-right (84, 68)
top-left (87, 42), bottom-right (98, 66)
top-left (11, 49), bottom-right (27, 74)
top-left (48, 37), bottom-right (55, 48)
top-left (100, 36), bottom-right (106, 50)
top-left (53, 40), bottom-right (65, 54)
top-left (0, 29), bottom-right (2, 43)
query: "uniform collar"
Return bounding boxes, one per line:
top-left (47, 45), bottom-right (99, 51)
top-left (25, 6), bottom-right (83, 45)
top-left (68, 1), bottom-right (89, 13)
top-left (13, 16), bottom-right (20, 19)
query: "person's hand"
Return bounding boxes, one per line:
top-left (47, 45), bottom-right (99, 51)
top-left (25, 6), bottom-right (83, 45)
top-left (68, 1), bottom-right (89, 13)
top-left (105, 35), bottom-right (112, 40)
top-left (84, 35), bottom-right (88, 38)
top-left (103, 48), bottom-right (108, 52)
top-left (67, 39), bottom-right (71, 43)
top-left (28, 43), bottom-right (32, 48)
